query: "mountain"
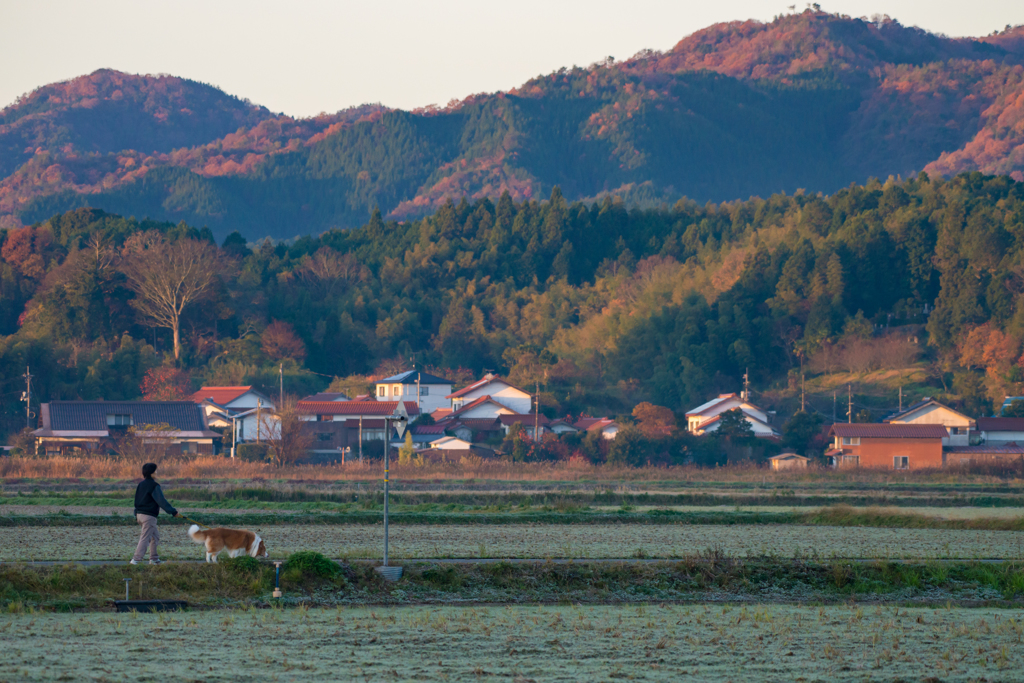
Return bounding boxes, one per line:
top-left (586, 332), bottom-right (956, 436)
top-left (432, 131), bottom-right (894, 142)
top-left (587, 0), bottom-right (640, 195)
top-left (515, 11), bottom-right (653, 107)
top-left (2, 12), bottom-right (1024, 239)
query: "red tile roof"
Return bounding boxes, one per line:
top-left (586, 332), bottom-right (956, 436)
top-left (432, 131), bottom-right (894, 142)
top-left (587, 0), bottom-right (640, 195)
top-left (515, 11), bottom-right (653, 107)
top-left (574, 417), bottom-right (617, 431)
top-left (829, 423), bottom-right (949, 439)
top-left (456, 418), bottom-right (502, 430)
top-left (192, 386), bottom-right (257, 406)
top-left (448, 395), bottom-right (515, 419)
top-left (977, 417), bottom-right (1024, 432)
top-left (499, 414), bottom-right (550, 426)
top-left (296, 401), bottom-right (420, 416)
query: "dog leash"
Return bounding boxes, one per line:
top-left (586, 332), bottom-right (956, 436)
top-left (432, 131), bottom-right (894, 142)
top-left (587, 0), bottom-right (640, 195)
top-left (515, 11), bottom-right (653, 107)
top-left (177, 511), bottom-right (208, 528)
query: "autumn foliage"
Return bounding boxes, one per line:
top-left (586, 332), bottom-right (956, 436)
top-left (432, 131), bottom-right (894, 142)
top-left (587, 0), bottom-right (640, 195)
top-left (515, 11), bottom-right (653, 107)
top-left (140, 367), bottom-right (191, 401)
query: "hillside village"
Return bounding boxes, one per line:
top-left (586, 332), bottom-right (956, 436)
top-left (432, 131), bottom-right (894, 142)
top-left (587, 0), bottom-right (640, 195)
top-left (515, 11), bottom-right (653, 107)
top-left (25, 367), bottom-right (1024, 471)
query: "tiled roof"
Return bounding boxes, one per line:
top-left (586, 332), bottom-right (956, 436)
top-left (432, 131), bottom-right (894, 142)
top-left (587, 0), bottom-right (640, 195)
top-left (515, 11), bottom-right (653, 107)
top-left (302, 392), bottom-right (349, 402)
top-left (379, 370), bottom-right (453, 385)
top-left (829, 423), bottom-right (949, 439)
top-left (46, 401), bottom-right (208, 432)
top-left (767, 453), bottom-right (809, 461)
top-left (977, 417), bottom-right (1024, 432)
top-left (296, 401), bottom-right (420, 416)
top-left (499, 414), bottom-right (550, 426)
top-left (448, 395), bottom-right (514, 419)
top-left (192, 386), bottom-right (258, 406)
top-left (685, 394), bottom-right (738, 417)
top-left (574, 417), bottom-right (617, 431)
top-left (884, 397), bottom-right (972, 424)
top-left (456, 418), bottom-right (502, 430)
top-left (447, 375), bottom-right (528, 399)
top-left (413, 423), bottom-right (450, 435)
top-left (947, 444), bottom-right (1024, 454)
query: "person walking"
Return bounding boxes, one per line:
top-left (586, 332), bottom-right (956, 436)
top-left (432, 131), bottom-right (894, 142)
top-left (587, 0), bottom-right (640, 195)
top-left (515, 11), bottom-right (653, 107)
top-left (131, 462), bottom-right (178, 565)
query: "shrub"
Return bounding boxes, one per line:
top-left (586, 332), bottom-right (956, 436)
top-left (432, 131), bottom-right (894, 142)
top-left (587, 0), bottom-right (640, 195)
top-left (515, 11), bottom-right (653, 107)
top-left (221, 555), bottom-right (263, 575)
top-left (284, 551), bottom-right (340, 578)
top-left (235, 444), bottom-right (270, 462)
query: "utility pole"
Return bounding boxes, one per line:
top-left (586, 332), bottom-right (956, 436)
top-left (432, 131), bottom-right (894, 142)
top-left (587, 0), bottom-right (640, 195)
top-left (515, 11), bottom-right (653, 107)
top-left (899, 386), bottom-right (903, 412)
top-left (743, 368), bottom-right (750, 400)
top-left (534, 382), bottom-right (540, 441)
top-left (847, 384), bottom-right (852, 423)
top-left (801, 373), bottom-right (805, 413)
top-left (279, 363), bottom-right (284, 408)
top-left (257, 399), bottom-right (262, 444)
top-left (833, 390), bottom-right (837, 424)
top-left (358, 415), bottom-right (363, 463)
top-left (416, 372), bottom-right (421, 413)
top-left (21, 366), bottom-right (32, 429)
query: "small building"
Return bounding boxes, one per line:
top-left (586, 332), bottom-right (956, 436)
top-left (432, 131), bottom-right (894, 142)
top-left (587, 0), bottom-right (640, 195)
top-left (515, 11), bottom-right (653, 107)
top-left (33, 401), bottom-right (220, 456)
top-left (297, 399), bottom-right (420, 424)
top-left (945, 444), bottom-right (1024, 466)
top-left (693, 411), bottom-right (780, 439)
top-left (301, 391), bottom-right (350, 402)
top-left (428, 435), bottom-right (475, 451)
top-left (977, 417), bottom-right (1024, 445)
top-left (375, 371), bottom-right (453, 414)
top-left (685, 393), bottom-right (772, 435)
top-left (447, 374), bottom-right (533, 414)
top-left (448, 396), bottom-right (518, 420)
top-left (548, 418), bottom-right (579, 435)
top-left (767, 452), bottom-right (809, 470)
top-left (826, 423), bottom-right (947, 470)
top-left (499, 414), bottom-right (549, 439)
top-left (574, 417), bottom-right (620, 440)
top-left (192, 386), bottom-right (275, 444)
top-left (883, 398), bottom-right (974, 447)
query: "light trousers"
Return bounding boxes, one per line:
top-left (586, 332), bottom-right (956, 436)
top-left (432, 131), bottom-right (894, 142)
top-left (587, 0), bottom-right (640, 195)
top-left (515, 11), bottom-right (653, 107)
top-left (132, 513), bottom-right (160, 561)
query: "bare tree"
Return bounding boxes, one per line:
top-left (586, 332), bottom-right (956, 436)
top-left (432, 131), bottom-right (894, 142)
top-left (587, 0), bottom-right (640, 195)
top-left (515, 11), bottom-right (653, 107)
top-left (261, 401), bottom-right (313, 467)
top-left (120, 234), bottom-right (220, 360)
top-left (297, 247), bottom-right (365, 296)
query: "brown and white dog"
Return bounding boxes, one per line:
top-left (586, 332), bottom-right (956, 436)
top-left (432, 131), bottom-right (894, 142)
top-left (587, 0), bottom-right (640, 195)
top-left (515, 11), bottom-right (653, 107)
top-left (188, 524), bottom-right (268, 563)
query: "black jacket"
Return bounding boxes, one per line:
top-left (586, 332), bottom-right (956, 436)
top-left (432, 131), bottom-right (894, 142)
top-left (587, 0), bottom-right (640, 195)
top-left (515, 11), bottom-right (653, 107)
top-left (134, 478), bottom-right (177, 517)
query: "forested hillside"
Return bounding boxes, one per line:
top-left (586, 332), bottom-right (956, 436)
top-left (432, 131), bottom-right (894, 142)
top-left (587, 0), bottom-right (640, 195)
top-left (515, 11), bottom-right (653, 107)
top-left (1, 11), bottom-right (1023, 240)
top-left (2, 171), bottom-right (1024, 439)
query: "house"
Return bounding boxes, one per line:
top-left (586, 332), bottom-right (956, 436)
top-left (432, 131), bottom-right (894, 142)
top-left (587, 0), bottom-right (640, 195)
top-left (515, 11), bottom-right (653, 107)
top-left (192, 386), bottom-right (275, 444)
top-left (32, 401), bottom-right (220, 456)
top-left (826, 423), bottom-right (947, 469)
top-left (574, 417), bottom-right (620, 440)
top-left (945, 444), bottom-right (1024, 466)
top-left (685, 394), bottom-right (771, 435)
top-left (375, 371), bottom-right (453, 414)
top-left (1001, 396), bottom-right (1024, 414)
top-left (428, 436), bottom-right (474, 451)
top-left (692, 411), bottom-right (780, 439)
top-left (297, 400), bottom-right (420, 424)
top-left (767, 452), bottom-right (810, 470)
top-left (977, 417), bottom-right (1024, 445)
top-left (548, 418), bottom-right (579, 435)
top-left (447, 374), bottom-right (533, 414)
top-left (301, 392), bottom-right (349, 402)
top-left (883, 398), bottom-right (974, 446)
top-left (499, 414), bottom-right (549, 439)
top-left (447, 395), bottom-right (518, 420)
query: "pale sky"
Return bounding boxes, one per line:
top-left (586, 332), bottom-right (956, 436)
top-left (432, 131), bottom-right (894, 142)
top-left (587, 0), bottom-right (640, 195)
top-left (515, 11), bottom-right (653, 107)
top-left (2, 0), bottom-right (1022, 118)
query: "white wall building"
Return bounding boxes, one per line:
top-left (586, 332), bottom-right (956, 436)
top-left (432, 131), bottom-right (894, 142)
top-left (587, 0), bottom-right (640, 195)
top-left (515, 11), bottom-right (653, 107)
top-left (375, 371), bottom-right (452, 415)
top-left (685, 393), bottom-right (769, 435)
top-left (447, 374), bottom-right (532, 414)
top-left (884, 398), bottom-right (974, 447)
top-left (192, 386), bottom-right (275, 445)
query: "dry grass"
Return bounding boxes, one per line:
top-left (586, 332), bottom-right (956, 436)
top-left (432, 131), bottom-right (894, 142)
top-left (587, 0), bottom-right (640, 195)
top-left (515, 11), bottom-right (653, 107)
top-left (3, 455), bottom-right (1024, 485)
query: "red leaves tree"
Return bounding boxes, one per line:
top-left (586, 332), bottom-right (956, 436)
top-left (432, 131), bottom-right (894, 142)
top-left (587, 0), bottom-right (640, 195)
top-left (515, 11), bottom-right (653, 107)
top-left (261, 320), bottom-right (306, 362)
top-left (141, 367), bottom-right (191, 401)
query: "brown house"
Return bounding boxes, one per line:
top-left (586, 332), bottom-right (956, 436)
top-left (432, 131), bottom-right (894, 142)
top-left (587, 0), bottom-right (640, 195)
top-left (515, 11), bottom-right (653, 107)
top-left (826, 423), bottom-right (947, 470)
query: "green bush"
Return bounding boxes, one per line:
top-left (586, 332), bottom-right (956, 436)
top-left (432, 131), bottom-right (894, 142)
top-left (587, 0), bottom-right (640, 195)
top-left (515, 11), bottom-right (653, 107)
top-left (221, 556), bottom-right (263, 575)
top-left (283, 551), bottom-right (340, 578)
top-left (235, 444), bottom-right (270, 462)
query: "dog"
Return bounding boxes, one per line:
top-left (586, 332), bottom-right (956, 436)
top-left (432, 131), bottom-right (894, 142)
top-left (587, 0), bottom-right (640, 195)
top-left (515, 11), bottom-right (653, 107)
top-left (188, 524), bottom-right (268, 563)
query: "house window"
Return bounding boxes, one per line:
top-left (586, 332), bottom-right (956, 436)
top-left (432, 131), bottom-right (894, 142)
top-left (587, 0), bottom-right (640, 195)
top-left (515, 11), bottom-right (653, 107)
top-left (377, 385), bottom-right (387, 398)
top-left (421, 386), bottom-right (429, 396)
top-left (841, 437), bottom-right (861, 446)
top-left (393, 385), bottom-right (402, 397)
top-left (950, 427), bottom-right (963, 435)
top-left (317, 433), bottom-right (333, 442)
top-left (181, 442), bottom-right (196, 454)
top-left (841, 455), bottom-right (860, 467)
top-left (894, 456), bottom-right (909, 470)
top-left (107, 414), bottom-right (131, 427)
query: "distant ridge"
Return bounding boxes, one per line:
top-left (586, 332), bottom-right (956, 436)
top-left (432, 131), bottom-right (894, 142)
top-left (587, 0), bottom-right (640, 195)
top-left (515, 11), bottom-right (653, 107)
top-left (2, 11), bottom-right (1023, 239)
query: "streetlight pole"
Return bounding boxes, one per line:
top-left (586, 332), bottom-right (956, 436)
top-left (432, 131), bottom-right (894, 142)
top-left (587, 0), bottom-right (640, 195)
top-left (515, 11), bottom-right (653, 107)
top-left (383, 416), bottom-right (390, 567)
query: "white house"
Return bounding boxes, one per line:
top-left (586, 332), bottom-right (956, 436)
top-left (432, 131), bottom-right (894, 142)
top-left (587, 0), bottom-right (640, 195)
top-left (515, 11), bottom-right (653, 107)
top-left (447, 374), bottom-right (532, 414)
top-left (574, 417), bottom-right (620, 440)
top-left (884, 398), bottom-right (974, 447)
top-left (693, 411), bottom-right (779, 438)
top-left (375, 371), bottom-right (453, 414)
top-left (192, 386), bottom-right (275, 444)
top-left (428, 436), bottom-right (474, 451)
top-left (977, 417), bottom-right (1024, 445)
top-left (685, 393), bottom-right (769, 434)
top-left (448, 396), bottom-right (518, 420)
top-left (548, 419), bottom-right (579, 435)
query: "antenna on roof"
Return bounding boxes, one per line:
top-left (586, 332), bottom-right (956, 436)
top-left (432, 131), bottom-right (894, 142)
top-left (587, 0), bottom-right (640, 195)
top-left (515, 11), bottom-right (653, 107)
top-left (742, 368), bottom-right (750, 401)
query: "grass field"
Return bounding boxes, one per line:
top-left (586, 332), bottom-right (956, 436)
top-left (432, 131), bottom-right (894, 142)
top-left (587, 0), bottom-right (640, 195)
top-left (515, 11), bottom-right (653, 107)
top-left (3, 523), bottom-right (1024, 561)
top-left (1, 604), bottom-right (1021, 681)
